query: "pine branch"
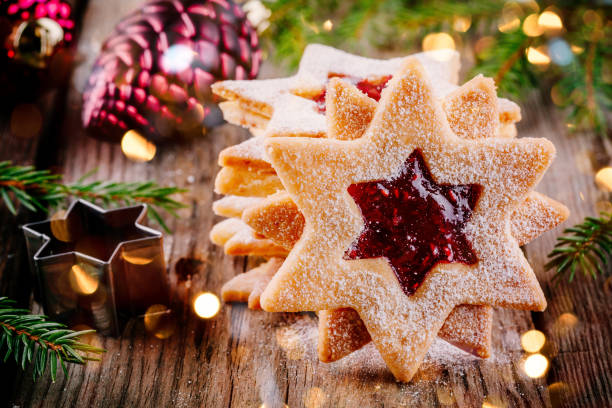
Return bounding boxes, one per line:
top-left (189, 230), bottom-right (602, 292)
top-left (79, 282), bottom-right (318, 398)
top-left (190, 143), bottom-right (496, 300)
top-left (545, 212), bottom-right (612, 282)
top-left (260, 0), bottom-right (611, 136)
top-left (0, 297), bottom-right (105, 382)
top-left (262, 0), bottom-right (506, 67)
top-left (471, 29), bottom-right (537, 98)
top-left (0, 161), bottom-right (187, 233)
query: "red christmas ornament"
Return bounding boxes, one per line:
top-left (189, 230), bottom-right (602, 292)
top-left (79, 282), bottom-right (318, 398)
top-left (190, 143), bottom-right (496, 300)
top-left (0, 0), bottom-right (74, 101)
top-left (82, 0), bottom-right (262, 143)
top-left (1, 0), bottom-right (74, 67)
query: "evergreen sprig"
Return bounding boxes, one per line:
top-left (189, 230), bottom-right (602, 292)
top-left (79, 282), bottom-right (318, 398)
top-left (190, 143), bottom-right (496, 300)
top-left (0, 297), bottom-right (105, 382)
top-left (546, 212), bottom-right (612, 282)
top-left (0, 161), bottom-right (187, 232)
top-left (258, 0), bottom-right (611, 136)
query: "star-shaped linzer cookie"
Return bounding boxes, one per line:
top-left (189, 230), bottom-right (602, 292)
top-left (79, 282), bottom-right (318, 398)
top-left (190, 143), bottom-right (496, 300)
top-left (230, 74), bottom-right (567, 362)
top-left (260, 58), bottom-right (554, 382)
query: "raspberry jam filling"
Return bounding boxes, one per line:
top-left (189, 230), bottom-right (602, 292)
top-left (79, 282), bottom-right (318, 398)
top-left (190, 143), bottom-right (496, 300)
top-left (344, 149), bottom-right (481, 296)
top-left (311, 75), bottom-right (392, 113)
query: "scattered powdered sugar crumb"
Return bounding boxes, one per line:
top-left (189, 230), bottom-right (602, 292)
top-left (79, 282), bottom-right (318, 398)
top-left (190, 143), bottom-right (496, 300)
top-left (272, 316), bottom-right (511, 378)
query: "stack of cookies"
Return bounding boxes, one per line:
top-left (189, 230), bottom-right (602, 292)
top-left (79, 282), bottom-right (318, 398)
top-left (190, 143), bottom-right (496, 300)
top-left (209, 44), bottom-right (569, 381)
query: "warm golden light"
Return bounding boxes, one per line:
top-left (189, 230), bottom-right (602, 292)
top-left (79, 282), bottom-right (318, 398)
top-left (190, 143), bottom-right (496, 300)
top-left (523, 353), bottom-right (549, 378)
top-left (50, 210), bottom-right (72, 242)
top-left (243, 0), bottom-right (271, 33)
top-left (571, 44), bottom-right (584, 54)
top-left (557, 312), bottom-right (578, 329)
top-left (482, 402), bottom-right (499, 408)
top-left (521, 329), bottom-right (546, 353)
top-left (144, 304), bottom-right (175, 339)
top-left (526, 46), bottom-right (550, 66)
top-left (322, 19), bottom-right (333, 31)
top-left (70, 324), bottom-right (103, 357)
top-left (522, 13), bottom-right (544, 37)
top-left (498, 16), bottom-right (520, 33)
top-left (548, 382), bottom-right (571, 407)
top-left (582, 9), bottom-right (602, 26)
top-left (121, 130), bottom-right (156, 162)
top-left (193, 292), bottom-right (220, 318)
top-left (453, 16), bottom-right (471, 32)
top-left (595, 167), bottom-right (612, 192)
top-left (550, 85), bottom-right (564, 106)
top-left (122, 251), bottom-right (154, 265)
top-left (422, 32), bottom-right (455, 52)
top-left (538, 11), bottom-right (563, 30)
top-left (69, 264), bottom-right (100, 295)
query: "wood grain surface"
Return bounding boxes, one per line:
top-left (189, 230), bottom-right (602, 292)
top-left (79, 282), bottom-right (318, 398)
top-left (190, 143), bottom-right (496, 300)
top-left (2, 1), bottom-right (611, 407)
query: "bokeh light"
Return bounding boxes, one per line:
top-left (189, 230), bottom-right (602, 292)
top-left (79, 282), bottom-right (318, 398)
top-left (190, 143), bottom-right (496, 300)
top-left (453, 16), bottom-right (471, 32)
top-left (548, 38), bottom-right (573, 66)
top-left (582, 9), bottom-right (602, 26)
top-left (571, 44), bottom-right (584, 55)
top-left (70, 324), bottom-right (103, 358)
top-left (498, 16), bottom-right (520, 33)
top-left (526, 46), bottom-right (550, 66)
top-left (556, 312), bottom-right (578, 329)
top-left (160, 44), bottom-right (195, 74)
top-left (50, 210), bottom-right (72, 242)
top-left (11, 104), bottom-right (42, 138)
top-left (69, 264), bottom-right (100, 295)
top-left (595, 167), bottom-right (612, 192)
top-left (550, 85), bottom-right (564, 106)
top-left (523, 353), bottom-right (549, 378)
top-left (538, 11), bottom-right (563, 31)
top-left (144, 304), bottom-right (176, 339)
top-left (548, 382), bottom-right (571, 407)
top-left (498, 4), bottom-right (522, 33)
top-left (193, 292), bottom-right (221, 318)
top-left (521, 330), bottom-right (546, 353)
top-left (323, 19), bottom-right (333, 31)
top-left (243, 0), bottom-right (271, 33)
top-left (122, 249), bottom-right (154, 265)
top-left (523, 13), bottom-right (544, 37)
top-left (422, 32), bottom-right (455, 52)
top-left (121, 130), bottom-right (156, 162)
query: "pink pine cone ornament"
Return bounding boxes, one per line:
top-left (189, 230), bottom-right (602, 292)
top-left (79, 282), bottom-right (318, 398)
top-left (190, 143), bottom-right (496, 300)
top-left (82, 0), bottom-right (261, 142)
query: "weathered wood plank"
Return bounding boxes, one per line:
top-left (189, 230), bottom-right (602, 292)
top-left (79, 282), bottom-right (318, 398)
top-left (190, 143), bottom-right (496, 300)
top-left (520, 95), bottom-right (612, 408)
top-left (0, 0), bottom-right (86, 398)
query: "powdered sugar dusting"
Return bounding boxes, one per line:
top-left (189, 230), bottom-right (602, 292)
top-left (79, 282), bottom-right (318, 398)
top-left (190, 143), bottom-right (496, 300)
top-left (261, 58), bottom-right (555, 381)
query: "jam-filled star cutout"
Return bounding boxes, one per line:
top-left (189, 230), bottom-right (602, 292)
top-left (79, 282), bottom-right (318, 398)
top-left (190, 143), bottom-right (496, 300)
top-left (345, 149), bottom-right (481, 296)
top-left (260, 58), bottom-right (556, 382)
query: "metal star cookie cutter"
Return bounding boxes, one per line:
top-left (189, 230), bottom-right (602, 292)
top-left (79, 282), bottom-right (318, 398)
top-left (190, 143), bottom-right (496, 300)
top-left (22, 200), bottom-right (169, 335)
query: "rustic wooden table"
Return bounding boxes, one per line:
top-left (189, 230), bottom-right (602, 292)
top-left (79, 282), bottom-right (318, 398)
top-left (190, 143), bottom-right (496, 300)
top-left (1, 1), bottom-right (611, 407)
